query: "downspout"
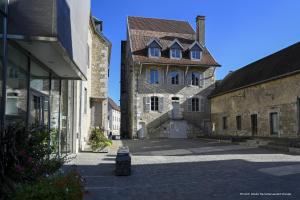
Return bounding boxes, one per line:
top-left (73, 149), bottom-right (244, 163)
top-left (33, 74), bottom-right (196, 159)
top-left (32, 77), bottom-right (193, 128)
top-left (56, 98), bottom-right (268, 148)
top-left (78, 81), bottom-right (82, 151)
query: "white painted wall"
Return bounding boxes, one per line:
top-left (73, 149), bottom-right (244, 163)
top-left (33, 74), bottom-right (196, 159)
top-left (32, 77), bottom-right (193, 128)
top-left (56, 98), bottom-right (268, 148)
top-left (79, 27), bottom-right (92, 150)
top-left (108, 106), bottom-right (121, 135)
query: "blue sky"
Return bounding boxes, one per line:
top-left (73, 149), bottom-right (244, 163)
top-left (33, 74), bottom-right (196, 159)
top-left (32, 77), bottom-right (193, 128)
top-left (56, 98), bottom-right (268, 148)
top-left (91, 0), bottom-right (300, 105)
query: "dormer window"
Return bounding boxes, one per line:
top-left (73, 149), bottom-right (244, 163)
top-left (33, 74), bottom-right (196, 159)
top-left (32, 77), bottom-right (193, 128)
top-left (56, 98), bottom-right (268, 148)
top-left (168, 39), bottom-right (183, 60)
top-left (147, 38), bottom-right (162, 58)
top-left (191, 50), bottom-right (201, 60)
top-left (189, 41), bottom-right (203, 60)
top-left (149, 47), bottom-right (160, 57)
top-left (170, 48), bottom-right (181, 59)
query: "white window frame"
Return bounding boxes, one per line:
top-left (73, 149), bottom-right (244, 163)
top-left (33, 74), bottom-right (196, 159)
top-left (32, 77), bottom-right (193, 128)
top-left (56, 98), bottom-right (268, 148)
top-left (190, 50), bottom-right (201, 60)
top-left (170, 48), bottom-right (182, 59)
top-left (149, 69), bottom-right (159, 84)
top-left (148, 47), bottom-right (161, 58)
top-left (187, 96), bottom-right (205, 112)
top-left (169, 71), bottom-right (180, 85)
top-left (150, 96), bottom-right (159, 111)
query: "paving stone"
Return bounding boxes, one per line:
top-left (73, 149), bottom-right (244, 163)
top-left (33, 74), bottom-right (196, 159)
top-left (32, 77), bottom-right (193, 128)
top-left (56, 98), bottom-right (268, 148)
top-left (67, 139), bottom-right (300, 200)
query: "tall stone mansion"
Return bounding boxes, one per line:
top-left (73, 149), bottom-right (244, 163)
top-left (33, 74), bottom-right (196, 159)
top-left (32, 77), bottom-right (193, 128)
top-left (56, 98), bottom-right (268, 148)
top-left (121, 16), bottom-right (220, 138)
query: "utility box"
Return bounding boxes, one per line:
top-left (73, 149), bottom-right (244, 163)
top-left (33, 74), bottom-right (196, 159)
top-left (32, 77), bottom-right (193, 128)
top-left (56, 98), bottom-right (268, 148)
top-left (115, 146), bottom-right (131, 176)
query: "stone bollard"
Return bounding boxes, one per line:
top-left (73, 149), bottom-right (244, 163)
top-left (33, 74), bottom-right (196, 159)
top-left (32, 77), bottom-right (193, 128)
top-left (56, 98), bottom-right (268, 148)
top-left (115, 146), bottom-right (131, 176)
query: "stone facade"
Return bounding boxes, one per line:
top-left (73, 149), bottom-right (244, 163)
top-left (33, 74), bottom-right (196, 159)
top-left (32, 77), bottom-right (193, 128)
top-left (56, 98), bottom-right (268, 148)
top-left (90, 25), bottom-right (110, 131)
top-left (211, 73), bottom-right (300, 138)
top-left (135, 64), bottom-right (215, 138)
top-left (80, 18), bottom-right (111, 150)
top-left (121, 16), bottom-right (219, 139)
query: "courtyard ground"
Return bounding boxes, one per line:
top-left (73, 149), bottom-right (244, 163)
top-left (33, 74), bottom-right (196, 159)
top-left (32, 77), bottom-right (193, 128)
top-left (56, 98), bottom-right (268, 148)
top-left (69, 139), bottom-right (300, 200)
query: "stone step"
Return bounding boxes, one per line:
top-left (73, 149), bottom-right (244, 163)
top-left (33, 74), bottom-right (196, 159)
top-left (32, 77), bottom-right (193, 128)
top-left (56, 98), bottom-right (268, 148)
top-left (260, 144), bottom-right (289, 152)
top-left (239, 141), bottom-right (259, 147)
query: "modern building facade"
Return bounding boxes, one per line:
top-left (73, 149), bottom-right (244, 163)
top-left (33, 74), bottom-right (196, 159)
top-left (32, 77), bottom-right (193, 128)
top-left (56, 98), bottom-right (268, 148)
top-left (0, 1), bottom-right (111, 154)
top-left (210, 42), bottom-right (300, 138)
top-left (108, 97), bottom-right (120, 136)
top-left (121, 16), bottom-right (220, 138)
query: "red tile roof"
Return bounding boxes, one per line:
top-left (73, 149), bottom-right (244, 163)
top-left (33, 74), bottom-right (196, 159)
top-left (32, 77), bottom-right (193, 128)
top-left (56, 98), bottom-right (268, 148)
top-left (127, 16), bottom-right (220, 67)
top-left (210, 42), bottom-right (300, 98)
top-left (128, 16), bottom-right (195, 34)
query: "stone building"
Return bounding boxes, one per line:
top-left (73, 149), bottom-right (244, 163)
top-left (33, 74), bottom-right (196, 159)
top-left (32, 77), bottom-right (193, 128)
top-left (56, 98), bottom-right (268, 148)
top-left (210, 42), bottom-right (300, 138)
top-left (121, 16), bottom-right (220, 138)
top-left (108, 97), bottom-right (121, 136)
top-left (80, 17), bottom-right (111, 150)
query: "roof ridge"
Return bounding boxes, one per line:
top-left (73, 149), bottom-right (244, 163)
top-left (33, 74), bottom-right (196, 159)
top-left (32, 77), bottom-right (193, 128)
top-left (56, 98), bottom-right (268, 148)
top-left (127, 16), bottom-right (190, 24)
top-left (233, 42), bottom-right (300, 74)
top-left (210, 41), bottom-right (300, 98)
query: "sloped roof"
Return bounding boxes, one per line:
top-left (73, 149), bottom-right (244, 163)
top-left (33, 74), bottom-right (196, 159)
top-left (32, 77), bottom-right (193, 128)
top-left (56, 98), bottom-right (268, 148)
top-left (210, 42), bottom-right (300, 98)
top-left (130, 34), bottom-right (219, 66)
top-left (127, 16), bottom-right (220, 67)
top-left (108, 97), bottom-right (120, 111)
top-left (128, 16), bottom-right (195, 34)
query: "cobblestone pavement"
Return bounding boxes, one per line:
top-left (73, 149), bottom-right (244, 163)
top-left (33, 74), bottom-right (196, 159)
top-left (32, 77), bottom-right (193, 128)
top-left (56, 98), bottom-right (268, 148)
top-left (70, 139), bottom-right (300, 200)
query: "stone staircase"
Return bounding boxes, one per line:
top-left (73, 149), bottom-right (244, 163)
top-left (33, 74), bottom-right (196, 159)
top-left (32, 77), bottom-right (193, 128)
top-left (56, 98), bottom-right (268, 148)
top-left (148, 119), bottom-right (203, 138)
top-left (239, 139), bottom-right (270, 148)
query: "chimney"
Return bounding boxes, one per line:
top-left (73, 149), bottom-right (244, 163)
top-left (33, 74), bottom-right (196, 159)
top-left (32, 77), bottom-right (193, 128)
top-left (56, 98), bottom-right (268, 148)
top-left (196, 15), bottom-right (205, 46)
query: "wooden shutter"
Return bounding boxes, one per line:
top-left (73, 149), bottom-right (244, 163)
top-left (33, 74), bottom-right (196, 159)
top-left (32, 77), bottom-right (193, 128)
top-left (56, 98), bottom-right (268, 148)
top-left (187, 98), bottom-right (192, 112)
top-left (146, 68), bottom-right (150, 83)
top-left (199, 73), bottom-right (204, 87)
top-left (144, 97), bottom-right (150, 112)
top-left (180, 71), bottom-right (185, 85)
top-left (200, 98), bottom-right (205, 112)
top-left (159, 69), bottom-right (164, 84)
top-left (167, 72), bottom-right (171, 85)
top-left (158, 97), bottom-right (164, 113)
top-left (186, 72), bottom-right (192, 85)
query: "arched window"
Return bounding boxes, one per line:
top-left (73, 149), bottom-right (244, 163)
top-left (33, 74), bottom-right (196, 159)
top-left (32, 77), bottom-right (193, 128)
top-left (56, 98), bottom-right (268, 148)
top-left (169, 71), bottom-right (179, 85)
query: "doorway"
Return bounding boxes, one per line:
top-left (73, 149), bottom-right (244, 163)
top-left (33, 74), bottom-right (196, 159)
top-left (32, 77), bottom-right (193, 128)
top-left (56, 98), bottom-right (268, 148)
top-left (251, 114), bottom-right (258, 136)
top-left (270, 112), bottom-right (279, 136)
top-left (172, 102), bottom-right (181, 119)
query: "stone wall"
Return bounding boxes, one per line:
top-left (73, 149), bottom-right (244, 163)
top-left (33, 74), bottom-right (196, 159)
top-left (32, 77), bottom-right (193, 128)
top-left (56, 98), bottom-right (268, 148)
top-left (134, 64), bottom-right (215, 138)
top-left (89, 28), bottom-right (110, 133)
top-left (91, 33), bottom-right (109, 99)
top-left (211, 73), bottom-right (300, 138)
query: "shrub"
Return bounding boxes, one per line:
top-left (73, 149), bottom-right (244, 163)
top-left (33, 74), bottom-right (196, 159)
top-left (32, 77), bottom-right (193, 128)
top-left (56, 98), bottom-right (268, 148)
top-left (9, 127), bottom-right (65, 182)
top-left (11, 170), bottom-right (85, 200)
top-left (0, 125), bottom-right (65, 198)
top-left (89, 128), bottom-right (112, 151)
